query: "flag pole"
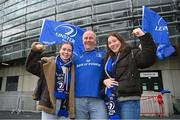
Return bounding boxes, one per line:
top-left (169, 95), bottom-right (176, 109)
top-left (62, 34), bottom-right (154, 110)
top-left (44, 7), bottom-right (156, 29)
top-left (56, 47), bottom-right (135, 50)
top-left (130, 0), bottom-right (137, 46)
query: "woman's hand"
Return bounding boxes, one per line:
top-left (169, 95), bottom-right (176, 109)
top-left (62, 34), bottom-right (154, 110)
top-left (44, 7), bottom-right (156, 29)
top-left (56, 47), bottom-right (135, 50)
top-left (103, 78), bottom-right (119, 88)
top-left (132, 28), bottom-right (145, 37)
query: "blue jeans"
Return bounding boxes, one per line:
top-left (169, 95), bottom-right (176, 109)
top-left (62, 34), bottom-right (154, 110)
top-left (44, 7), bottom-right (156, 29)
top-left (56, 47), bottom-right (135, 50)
top-left (118, 100), bottom-right (140, 119)
top-left (75, 97), bottom-right (107, 119)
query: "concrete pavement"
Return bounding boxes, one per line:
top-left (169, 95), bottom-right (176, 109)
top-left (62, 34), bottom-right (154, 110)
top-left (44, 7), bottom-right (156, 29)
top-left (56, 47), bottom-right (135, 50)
top-left (0, 111), bottom-right (180, 119)
top-left (0, 111), bottom-right (41, 119)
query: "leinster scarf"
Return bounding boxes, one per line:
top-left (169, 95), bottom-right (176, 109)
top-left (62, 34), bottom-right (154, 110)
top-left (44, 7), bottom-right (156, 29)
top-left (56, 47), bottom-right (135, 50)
top-left (104, 55), bottom-right (121, 120)
top-left (54, 55), bottom-right (72, 117)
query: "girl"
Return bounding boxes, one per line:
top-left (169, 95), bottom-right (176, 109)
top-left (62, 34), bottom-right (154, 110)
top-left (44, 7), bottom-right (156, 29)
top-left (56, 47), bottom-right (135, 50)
top-left (103, 28), bottom-right (156, 119)
top-left (26, 42), bottom-right (73, 120)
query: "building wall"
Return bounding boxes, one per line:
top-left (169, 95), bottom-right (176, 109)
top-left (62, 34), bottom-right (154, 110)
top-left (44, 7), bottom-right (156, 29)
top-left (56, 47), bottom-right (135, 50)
top-left (0, 65), bottom-right (38, 111)
top-left (0, 65), bottom-right (38, 92)
top-left (150, 46), bottom-right (180, 98)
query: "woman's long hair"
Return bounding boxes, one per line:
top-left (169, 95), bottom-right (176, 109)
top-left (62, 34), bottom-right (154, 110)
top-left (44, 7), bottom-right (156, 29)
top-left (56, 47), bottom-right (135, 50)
top-left (105, 32), bottom-right (128, 61)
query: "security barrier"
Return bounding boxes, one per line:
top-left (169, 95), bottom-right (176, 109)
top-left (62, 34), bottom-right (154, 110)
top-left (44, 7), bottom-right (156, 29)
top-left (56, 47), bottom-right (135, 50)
top-left (140, 94), bottom-right (164, 117)
top-left (140, 91), bottom-right (174, 117)
top-left (0, 92), bottom-right (37, 113)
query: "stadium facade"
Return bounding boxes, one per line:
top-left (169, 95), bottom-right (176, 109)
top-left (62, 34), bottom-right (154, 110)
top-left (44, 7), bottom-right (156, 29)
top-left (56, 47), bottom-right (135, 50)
top-left (0, 0), bottom-right (180, 112)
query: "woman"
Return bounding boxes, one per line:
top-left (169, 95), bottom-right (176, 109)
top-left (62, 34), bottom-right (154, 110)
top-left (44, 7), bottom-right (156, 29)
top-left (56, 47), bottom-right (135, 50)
top-left (103, 28), bottom-right (156, 119)
top-left (26, 42), bottom-right (73, 120)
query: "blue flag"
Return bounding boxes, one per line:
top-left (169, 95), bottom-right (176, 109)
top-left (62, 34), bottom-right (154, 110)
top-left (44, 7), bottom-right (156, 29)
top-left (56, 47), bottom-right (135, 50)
top-left (142, 6), bottom-right (175, 60)
top-left (39, 19), bottom-right (85, 56)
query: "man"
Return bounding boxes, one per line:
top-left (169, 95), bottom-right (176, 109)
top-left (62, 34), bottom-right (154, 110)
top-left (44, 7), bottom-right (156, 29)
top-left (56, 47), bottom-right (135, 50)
top-left (72, 30), bottom-right (107, 119)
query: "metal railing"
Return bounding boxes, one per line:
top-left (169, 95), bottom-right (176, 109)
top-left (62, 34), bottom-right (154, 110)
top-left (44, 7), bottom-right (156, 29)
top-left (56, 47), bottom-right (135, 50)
top-left (0, 91), bottom-right (37, 113)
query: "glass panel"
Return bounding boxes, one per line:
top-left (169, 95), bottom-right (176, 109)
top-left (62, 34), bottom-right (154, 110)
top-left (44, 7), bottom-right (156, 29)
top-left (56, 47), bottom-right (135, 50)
top-left (160, 0), bottom-right (173, 4)
top-left (4, 1), bottom-right (25, 15)
top-left (163, 15), bottom-right (175, 22)
top-left (57, 7), bottom-right (91, 21)
top-left (0, 10), bottom-right (3, 18)
top-left (133, 18), bottom-right (140, 26)
top-left (57, 0), bottom-right (91, 13)
top-left (13, 43), bottom-right (22, 51)
top-left (97, 35), bottom-right (107, 46)
top-left (94, 4), bottom-right (111, 14)
top-left (149, 0), bottom-right (161, 6)
top-left (57, 0), bottom-right (74, 4)
top-left (0, 33), bottom-right (2, 45)
top-left (111, 1), bottom-right (130, 11)
top-left (98, 24), bottom-right (112, 32)
top-left (169, 25), bottom-right (177, 36)
top-left (69, 17), bottom-right (91, 26)
top-left (133, 8), bottom-right (142, 16)
top-left (6, 76), bottom-right (18, 91)
top-left (73, 8), bottom-right (91, 18)
top-left (0, 77), bottom-right (2, 90)
top-left (2, 25), bottom-right (25, 38)
top-left (26, 19), bottom-right (44, 30)
top-left (4, 0), bottom-right (23, 8)
top-left (27, 15), bottom-right (56, 31)
top-left (0, 25), bottom-right (2, 31)
top-left (3, 16), bottom-right (25, 30)
top-left (151, 7), bottom-right (161, 13)
top-left (113, 21), bottom-right (128, 30)
top-left (26, 28), bottom-right (41, 37)
top-left (153, 82), bottom-right (159, 90)
top-left (93, 0), bottom-right (117, 4)
top-left (3, 45), bottom-right (13, 54)
top-left (161, 5), bottom-right (172, 12)
top-left (96, 13), bottom-right (112, 21)
top-left (0, 17), bottom-right (3, 24)
top-left (118, 31), bottom-right (130, 40)
top-left (142, 83), bottom-right (147, 91)
top-left (113, 10), bottom-right (130, 19)
top-left (26, 7), bottom-right (55, 22)
top-left (27, 0), bottom-right (45, 6)
top-left (73, 0), bottom-right (91, 9)
top-left (1, 33), bottom-right (25, 45)
top-left (3, 8), bottom-right (26, 22)
top-left (0, 3), bottom-right (3, 10)
top-left (57, 12), bottom-right (74, 21)
top-left (57, 2), bottom-right (74, 13)
top-left (26, 0), bottom-right (55, 14)
top-left (133, 0), bottom-right (149, 7)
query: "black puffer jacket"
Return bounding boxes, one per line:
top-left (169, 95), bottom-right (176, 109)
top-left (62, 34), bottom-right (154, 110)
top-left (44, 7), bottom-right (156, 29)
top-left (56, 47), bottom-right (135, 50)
top-left (114, 33), bottom-right (156, 97)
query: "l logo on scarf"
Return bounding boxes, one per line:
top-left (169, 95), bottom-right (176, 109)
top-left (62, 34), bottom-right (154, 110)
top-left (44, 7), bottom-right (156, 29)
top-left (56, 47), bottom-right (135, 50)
top-left (56, 73), bottom-right (65, 93)
top-left (108, 96), bottom-right (116, 115)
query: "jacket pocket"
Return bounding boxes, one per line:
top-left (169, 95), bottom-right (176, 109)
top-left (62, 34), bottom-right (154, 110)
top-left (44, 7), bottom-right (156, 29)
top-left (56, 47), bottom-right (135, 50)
top-left (115, 61), bottom-right (128, 80)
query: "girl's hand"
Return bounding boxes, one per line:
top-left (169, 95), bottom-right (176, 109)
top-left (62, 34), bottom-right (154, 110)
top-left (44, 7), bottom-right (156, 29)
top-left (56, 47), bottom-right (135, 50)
top-left (36, 44), bottom-right (44, 51)
top-left (31, 42), bottom-right (45, 52)
top-left (132, 28), bottom-right (145, 37)
top-left (103, 78), bottom-right (119, 88)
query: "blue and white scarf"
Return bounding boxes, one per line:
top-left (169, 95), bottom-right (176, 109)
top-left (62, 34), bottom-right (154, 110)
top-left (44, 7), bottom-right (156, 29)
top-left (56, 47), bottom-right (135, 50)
top-left (104, 54), bottom-right (121, 120)
top-left (54, 55), bottom-right (72, 117)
